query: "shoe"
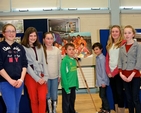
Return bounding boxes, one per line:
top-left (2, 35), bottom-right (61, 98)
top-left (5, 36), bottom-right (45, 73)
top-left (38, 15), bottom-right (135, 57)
top-left (103, 110), bottom-right (110, 113)
top-left (98, 109), bottom-right (104, 113)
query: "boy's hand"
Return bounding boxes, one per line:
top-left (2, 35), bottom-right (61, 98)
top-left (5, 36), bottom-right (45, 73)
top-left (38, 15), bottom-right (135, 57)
top-left (101, 84), bottom-right (106, 88)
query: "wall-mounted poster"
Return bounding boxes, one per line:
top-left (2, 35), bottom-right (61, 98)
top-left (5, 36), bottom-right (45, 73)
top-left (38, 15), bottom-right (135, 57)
top-left (52, 31), bottom-right (94, 66)
top-left (48, 18), bottom-right (80, 45)
top-left (48, 18), bottom-right (79, 33)
top-left (68, 32), bottom-right (94, 66)
top-left (68, 32), bottom-right (92, 58)
top-left (0, 20), bottom-right (23, 33)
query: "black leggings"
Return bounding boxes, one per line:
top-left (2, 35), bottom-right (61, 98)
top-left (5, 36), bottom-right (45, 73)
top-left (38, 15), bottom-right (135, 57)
top-left (110, 74), bottom-right (125, 107)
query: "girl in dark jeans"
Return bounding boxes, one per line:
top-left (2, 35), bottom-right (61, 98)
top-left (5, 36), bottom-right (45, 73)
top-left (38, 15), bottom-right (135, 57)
top-left (118, 25), bottom-right (141, 113)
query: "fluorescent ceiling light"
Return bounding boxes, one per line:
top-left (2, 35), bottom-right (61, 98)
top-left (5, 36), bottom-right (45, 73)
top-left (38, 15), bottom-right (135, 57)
top-left (68, 8), bottom-right (77, 10)
top-left (91, 7), bottom-right (100, 10)
top-left (14, 7), bottom-right (57, 12)
top-left (77, 8), bottom-right (91, 10)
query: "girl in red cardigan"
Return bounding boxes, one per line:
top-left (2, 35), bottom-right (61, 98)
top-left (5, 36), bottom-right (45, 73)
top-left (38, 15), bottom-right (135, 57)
top-left (105, 25), bottom-right (125, 113)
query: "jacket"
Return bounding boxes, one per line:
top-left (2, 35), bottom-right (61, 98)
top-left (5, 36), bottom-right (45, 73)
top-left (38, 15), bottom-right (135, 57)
top-left (96, 53), bottom-right (109, 87)
top-left (23, 46), bottom-right (49, 82)
top-left (0, 41), bottom-right (27, 82)
top-left (60, 55), bottom-right (79, 94)
top-left (118, 41), bottom-right (141, 71)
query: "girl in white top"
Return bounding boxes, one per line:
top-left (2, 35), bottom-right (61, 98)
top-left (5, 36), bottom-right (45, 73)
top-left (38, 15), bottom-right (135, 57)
top-left (43, 32), bottom-right (61, 113)
top-left (105, 25), bottom-right (125, 113)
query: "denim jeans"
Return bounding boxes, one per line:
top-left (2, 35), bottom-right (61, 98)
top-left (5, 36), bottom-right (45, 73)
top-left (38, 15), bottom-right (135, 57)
top-left (123, 77), bottom-right (141, 113)
top-left (47, 78), bottom-right (58, 101)
top-left (0, 81), bottom-right (24, 113)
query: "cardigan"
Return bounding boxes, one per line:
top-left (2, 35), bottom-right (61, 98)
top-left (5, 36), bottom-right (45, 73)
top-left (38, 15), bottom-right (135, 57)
top-left (23, 45), bottom-right (49, 82)
top-left (118, 41), bottom-right (141, 71)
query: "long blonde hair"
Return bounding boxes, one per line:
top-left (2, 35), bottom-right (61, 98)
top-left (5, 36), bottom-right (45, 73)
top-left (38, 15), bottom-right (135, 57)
top-left (106, 25), bottom-right (124, 51)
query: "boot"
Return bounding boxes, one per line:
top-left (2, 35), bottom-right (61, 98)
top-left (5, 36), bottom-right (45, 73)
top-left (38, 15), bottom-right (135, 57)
top-left (115, 104), bottom-right (118, 113)
top-left (52, 101), bottom-right (57, 113)
top-left (118, 108), bottom-right (125, 113)
top-left (48, 99), bottom-right (52, 113)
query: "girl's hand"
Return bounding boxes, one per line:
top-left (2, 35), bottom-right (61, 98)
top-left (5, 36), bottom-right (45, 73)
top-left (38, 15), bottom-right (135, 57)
top-left (127, 73), bottom-right (135, 82)
top-left (9, 79), bottom-right (18, 87)
top-left (120, 73), bottom-right (128, 82)
top-left (58, 77), bottom-right (61, 83)
top-left (38, 78), bottom-right (46, 85)
top-left (108, 73), bottom-right (112, 78)
top-left (15, 79), bottom-right (23, 88)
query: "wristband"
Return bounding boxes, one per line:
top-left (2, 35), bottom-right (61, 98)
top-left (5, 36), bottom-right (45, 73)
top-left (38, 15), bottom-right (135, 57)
top-left (19, 79), bottom-right (23, 82)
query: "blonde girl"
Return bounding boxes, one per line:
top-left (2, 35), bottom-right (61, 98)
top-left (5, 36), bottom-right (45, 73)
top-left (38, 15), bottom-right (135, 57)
top-left (106, 25), bottom-right (125, 113)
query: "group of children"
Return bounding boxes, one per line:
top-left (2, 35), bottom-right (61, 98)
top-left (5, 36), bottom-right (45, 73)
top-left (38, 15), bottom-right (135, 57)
top-left (93, 25), bottom-right (141, 113)
top-left (0, 23), bottom-right (141, 113)
top-left (0, 23), bottom-right (79, 113)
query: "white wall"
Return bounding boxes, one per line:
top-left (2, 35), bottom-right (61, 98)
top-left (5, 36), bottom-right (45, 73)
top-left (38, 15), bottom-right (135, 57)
top-left (0, 14), bottom-right (110, 44)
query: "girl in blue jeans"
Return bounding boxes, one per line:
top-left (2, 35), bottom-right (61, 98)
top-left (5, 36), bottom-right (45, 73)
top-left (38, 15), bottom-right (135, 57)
top-left (0, 23), bottom-right (27, 113)
top-left (43, 32), bottom-right (62, 113)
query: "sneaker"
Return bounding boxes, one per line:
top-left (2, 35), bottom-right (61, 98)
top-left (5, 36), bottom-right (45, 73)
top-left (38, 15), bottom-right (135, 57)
top-left (103, 110), bottom-right (110, 113)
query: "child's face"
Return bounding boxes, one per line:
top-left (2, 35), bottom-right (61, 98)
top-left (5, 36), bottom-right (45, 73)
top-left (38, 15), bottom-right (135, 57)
top-left (44, 34), bottom-right (54, 46)
top-left (66, 46), bottom-right (75, 58)
top-left (93, 47), bottom-right (102, 56)
top-left (80, 44), bottom-right (84, 48)
top-left (124, 28), bottom-right (134, 41)
top-left (111, 27), bottom-right (120, 41)
top-left (29, 32), bottom-right (37, 45)
top-left (3, 25), bottom-right (16, 42)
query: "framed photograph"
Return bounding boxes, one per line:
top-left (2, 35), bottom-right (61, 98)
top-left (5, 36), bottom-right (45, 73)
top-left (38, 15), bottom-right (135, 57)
top-left (48, 18), bottom-right (80, 33)
top-left (0, 20), bottom-right (23, 33)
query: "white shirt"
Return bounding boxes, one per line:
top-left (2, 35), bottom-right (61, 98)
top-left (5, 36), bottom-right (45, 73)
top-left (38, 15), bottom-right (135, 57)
top-left (47, 46), bottom-right (62, 79)
top-left (109, 44), bottom-right (119, 72)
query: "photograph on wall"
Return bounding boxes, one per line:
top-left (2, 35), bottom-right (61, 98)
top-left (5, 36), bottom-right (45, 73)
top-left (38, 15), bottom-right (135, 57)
top-left (68, 32), bottom-right (92, 58)
top-left (48, 18), bottom-right (79, 33)
top-left (52, 31), bottom-right (94, 66)
top-left (48, 18), bottom-right (79, 45)
top-left (0, 20), bottom-right (23, 33)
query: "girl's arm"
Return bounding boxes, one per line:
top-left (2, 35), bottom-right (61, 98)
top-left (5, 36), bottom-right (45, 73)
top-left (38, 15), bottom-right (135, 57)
top-left (134, 44), bottom-right (141, 70)
top-left (16, 67), bottom-right (27, 88)
top-left (111, 67), bottom-right (119, 77)
top-left (0, 69), bottom-right (18, 87)
top-left (58, 49), bottom-right (62, 83)
top-left (41, 46), bottom-right (49, 82)
top-left (105, 53), bottom-right (112, 77)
